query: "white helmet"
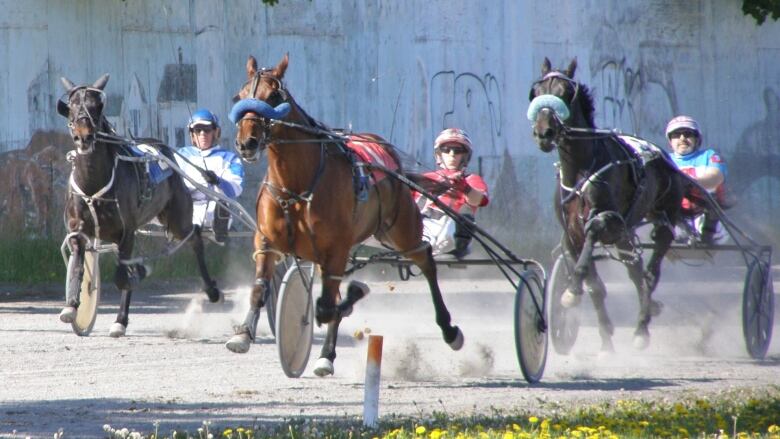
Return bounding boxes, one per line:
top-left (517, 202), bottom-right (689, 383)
top-left (434, 128), bottom-right (473, 168)
top-left (665, 115), bottom-right (701, 139)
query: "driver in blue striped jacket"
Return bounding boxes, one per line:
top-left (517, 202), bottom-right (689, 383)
top-left (176, 108), bottom-right (244, 244)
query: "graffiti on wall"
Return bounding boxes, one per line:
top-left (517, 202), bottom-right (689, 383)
top-left (428, 70), bottom-right (502, 174)
top-left (0, 131), bottom-right (71, 240)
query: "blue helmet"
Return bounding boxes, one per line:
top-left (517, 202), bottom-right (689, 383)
top-left (188, 108), bottom-right (219, 130)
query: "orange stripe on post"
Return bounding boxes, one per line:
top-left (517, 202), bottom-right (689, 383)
top-left (363, 334), bottom-right (384, 427)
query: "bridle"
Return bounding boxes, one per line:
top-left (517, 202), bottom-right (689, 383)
top-left (62, 86), bottom-right (107, 154)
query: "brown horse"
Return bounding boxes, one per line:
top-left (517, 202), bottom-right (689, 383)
top-left (528, 58), bottom-right (684, 351)
top-left (224, 54), bottom-right (463, 376)
top-left (57, 74), bottom-right (223, 337)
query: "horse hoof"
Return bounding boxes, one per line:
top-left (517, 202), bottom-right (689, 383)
top-left (225, 333), bottom-right (251, 354)
top-left (108, 323), bottom-right (126, 338)
top-left (313, 357), bottom-right (334, 377)
top-left (205, 286), bottom-right (224, 304)
top-left (447, 327), bottom-right (464, 351)
top-left (649, 299), bottom-right (664, 317)
top-left (560, 289), bottom-right (582, 308)
top-left (633, 334), bottom-right (650, 350)
top-left (59, 306), bottom-right (77, 323)
top-left (597, 348), bottom-right (614, 360)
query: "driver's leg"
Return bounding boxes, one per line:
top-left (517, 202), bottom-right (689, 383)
top-left (213, 203), bottom-right (230, 244)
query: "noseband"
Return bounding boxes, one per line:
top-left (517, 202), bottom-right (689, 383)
top-left (63, 87), bottom-right (106, 152)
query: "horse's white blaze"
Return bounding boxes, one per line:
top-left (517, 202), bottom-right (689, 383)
top-left (108, 322), bottom-right (126, 338)
top-left (313, 357), bottom-right (334, 377)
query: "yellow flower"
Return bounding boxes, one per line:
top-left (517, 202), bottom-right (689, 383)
top-left (512, 424), bottom-right (521, 432)
top-left (416, 426), bottom-right (426, 436)
top-left (430, 429), bottom-right (443, 439)
top-left (770, 426), bottom-right (780, 434)
top-left (529, 416), bottom-right (539, 424)
top-left (222, 429), bottom-right (233, 437)
top-left (502, 432), bottom-right (514, 439)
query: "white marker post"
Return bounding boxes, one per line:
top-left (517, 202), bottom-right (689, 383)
top-left (363, 334), bottom-right (383, 427)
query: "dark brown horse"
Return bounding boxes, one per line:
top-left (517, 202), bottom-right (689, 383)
top-left (224, 54), bottom-right (463, 376)
top-left (528, 58), bottom-right (684, 351)
top-left (57, 74), bottom-right (222, 337)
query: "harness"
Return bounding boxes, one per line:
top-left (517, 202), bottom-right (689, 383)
top-left (236, 70), bottom-right (394, 269)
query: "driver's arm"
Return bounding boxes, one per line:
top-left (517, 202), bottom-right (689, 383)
top-left (696, 167), bottom-right (724, 192)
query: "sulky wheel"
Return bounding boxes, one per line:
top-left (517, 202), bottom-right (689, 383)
top-left (548, 253), bottom-right (580, 355)
top-left (514, 268), bottom-right (548, 383)
top-left (275, 262), bottom-right (316, 378)
top-left (265, 256), bottom-right (292, 337)
top-left (742, 258), bottom-right (774, 359)
top-left (69, 249), bottom-right (101, 336)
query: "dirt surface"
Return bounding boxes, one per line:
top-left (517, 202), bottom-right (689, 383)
top-left (0, 261), bottom-right (778, 438)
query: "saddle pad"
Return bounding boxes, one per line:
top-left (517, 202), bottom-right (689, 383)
top-left (617, 135), bottom-right (666, 166)
top-left (129, 144), bottom-right (174, 185)
top-left (345, 136), bottom-right (399, 182)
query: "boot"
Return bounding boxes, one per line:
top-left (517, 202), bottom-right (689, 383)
top-left (213, 204), bottom-right (230, 245)
top-left (354, 164), bottom-right (370, 202)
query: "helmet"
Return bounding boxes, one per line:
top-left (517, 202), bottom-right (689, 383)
top-left (434, 128), bottom-right (473, 168)
top-left (434, 128), bottom-right (472, 152)
top-left (665, 115), bottom-right (700, 139)
top-left (188, 108), bottom-right (220, 130)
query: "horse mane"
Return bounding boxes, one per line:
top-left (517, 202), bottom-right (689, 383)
top-left (574, 80), bottom-right (596, 127)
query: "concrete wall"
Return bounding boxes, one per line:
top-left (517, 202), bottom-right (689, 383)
top-left (1, 0), bottom-right (778, 246)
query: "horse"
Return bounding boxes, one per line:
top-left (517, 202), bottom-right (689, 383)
top-left (224, 53), bottom-right (463, 376)
top-left (528, 58), bottom-right (685, 351)
top-left (56, 74), bottom-right (223, 337)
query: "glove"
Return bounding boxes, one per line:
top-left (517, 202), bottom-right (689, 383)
top-left (201, 170), bottom-right (219, 185)
top-left (446, 173), bottom-right (468, 195)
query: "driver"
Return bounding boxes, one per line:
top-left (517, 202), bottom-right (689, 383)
top-left (665, 115), bottom-right (728, 245)
top-left (176, 109), bottom-right (244, 244)
top-left (416, 128), bottom-right (489, 258)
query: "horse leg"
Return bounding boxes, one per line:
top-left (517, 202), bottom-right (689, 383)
top-left (629, 224), bottom-right (674, 350)
top-left (406, 243), bottom-right (463, 349)
top-left (191, 225), bottom-right (223, 303)
top-left (313, 276), bottom-right (371, 377)
top-left (583, 266), bottom-right (615, 353)
top-left (561, 230), bottom-right (598, 308)
top-left (59, 234), bottom-right (87, 323)
top-left (110, 238), bottom-right (149, 338)
top-left (226, 234), bottom-right (275, 353)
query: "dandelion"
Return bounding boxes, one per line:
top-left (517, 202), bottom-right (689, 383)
top-left (501, 431), bottom-right (514, 439)
top-left (431, 429), bottom-right (444, 439)
top-left (769, 425), bottom-right (780, 434)
top-left (512, 424), bottom-right (521, 431)
top-left (528, 417), bottom-right (539, 424)
top-left (223, 428), bottom-right (233, 437)
top-left (416, 425), bottom-right (426, 435)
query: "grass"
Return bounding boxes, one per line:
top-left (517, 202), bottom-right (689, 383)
top-left (0, 236), bottom-right (255, 285)
top-left (95, 387), bottom-right (780, 439)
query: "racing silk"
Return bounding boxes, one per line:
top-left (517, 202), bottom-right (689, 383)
top-left (670, 147), bottom-right (727, 212)
top-left (175, 145), bottom-right (244, 227)
top-left (415, 169), bottom-right (490, 216)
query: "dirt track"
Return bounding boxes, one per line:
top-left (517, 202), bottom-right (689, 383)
top-left (0, 261), bottom-right (778, 439)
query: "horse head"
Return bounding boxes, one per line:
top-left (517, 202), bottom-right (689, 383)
top-left (527, 58), bottom-right (582, 153)
top-left (56, 74), bottom-right (110, 155)
top-left (230, 54), bottom-right (293, 162)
